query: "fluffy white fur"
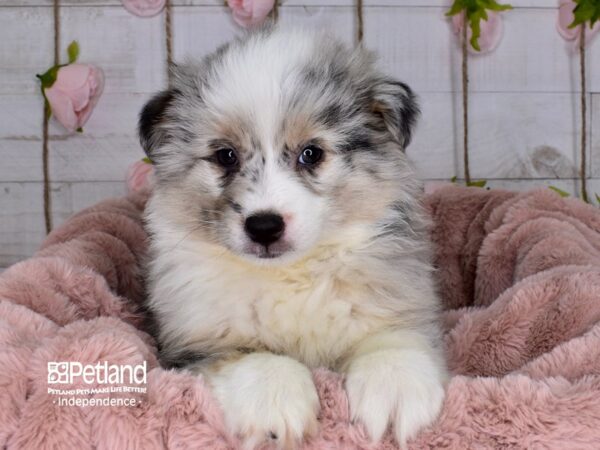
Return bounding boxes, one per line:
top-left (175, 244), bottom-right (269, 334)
top-left (141, 27), bottom-right (448, 449)
top-left (203, 353), bottom-right (320, 450)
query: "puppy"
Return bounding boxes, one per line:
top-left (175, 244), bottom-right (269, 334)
top-left (139, 26), bottom-right (447, 449)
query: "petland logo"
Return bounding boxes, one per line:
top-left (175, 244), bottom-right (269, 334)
top-left (47, 361), bottom-right (147, 385)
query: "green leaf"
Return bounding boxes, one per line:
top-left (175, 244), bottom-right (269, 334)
top-left (482, 0), bottom-right (513, 12)
top-left (76, 127), bottom-right (83, 133)
top-left (467, 179), bottom-right (487, 188)
top-left (445, 0), bottom-right (466, 17)
top-left (450, 175), bottom-right (458, 183)
top-left (67, 41), bottom-right (79, 64)
top-left (469, 10), bottom-right (484, 51)
top-left (549, 186), bottom-right (570, 197)
top-left (445, 0), bottom-right (512, 51)
top-left (569, 0), bottom-right (600, 28)
top-left (142, 157), bottom-right (153, 164)
top-left (36, 65), bottom-right (60, 89)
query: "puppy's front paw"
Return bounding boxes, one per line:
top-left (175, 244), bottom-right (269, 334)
top-left (345, 348), bottom-right (446, 448)
top-left (208, 353), bottom-right (319, 450)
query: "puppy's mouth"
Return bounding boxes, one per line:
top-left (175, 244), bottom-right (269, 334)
top-left (244, 241), bottom-right (293, 259)
top-left (257, 249), bottom-right (282, 259)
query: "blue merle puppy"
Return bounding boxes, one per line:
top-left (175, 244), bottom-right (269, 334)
top-left (139, 26), bottom-right (447, 450)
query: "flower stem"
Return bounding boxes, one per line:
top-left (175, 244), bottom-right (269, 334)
top-left (165, 0), bottom-right (173, 84)
top-left (580, 25), bottom-right (588, 203)
top-left (462, 17), bottom-right (471, 184)
top-left (42, 101), bottom-right (52, 233)
top-left (41, 0), bottom-right (60, 234)
top-left (356, 0), bottom-right (363, 44)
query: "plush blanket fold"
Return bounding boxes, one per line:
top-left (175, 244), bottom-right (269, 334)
top-left (1, 186), bottom-right (600, 449)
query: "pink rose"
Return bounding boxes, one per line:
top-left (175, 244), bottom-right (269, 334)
top-left (228, 0), bottom-right (275, 28)
top-left (126, 159), bottom-right (154, 193)
top-left (452, 11), bottom-right (503, 54)
top-left (44, 64), bottom-right (104, 132)
top-left (121, 0), bottom-right (166, 17)
top-left (557, 0), bottom-right (600, 44)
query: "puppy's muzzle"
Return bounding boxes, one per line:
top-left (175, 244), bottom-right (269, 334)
top-left (244, 213), bottom-right (285, 246)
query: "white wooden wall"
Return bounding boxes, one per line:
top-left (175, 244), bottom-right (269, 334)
top-left (1, 0), bottom-right (600, 268)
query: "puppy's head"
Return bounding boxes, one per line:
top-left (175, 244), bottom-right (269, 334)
top-left (140, 27), bottom-right (420, 263)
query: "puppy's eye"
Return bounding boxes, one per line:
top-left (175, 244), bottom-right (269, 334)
top-left (298, 145), bottom-right (323, 166)
top-left (215, 148), bottom-right (239, 168)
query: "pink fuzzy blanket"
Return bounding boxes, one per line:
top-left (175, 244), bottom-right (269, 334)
top-left (2, 186), bottom-right (600, 449)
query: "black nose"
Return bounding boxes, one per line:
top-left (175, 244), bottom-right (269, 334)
top-left (244, 213), bottom-right (285, 246)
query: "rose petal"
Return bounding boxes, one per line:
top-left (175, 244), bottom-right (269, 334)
top-left (76, 66), bottom-right (104, 128)
top-left (249, 0), bottom-right (274, 23)
top-left (66, 83), bottom-right (92, 113)
top-left (232, 9), bottom-right (254, 28)
top-left (52, 64), bottom-right (95, 114)
top-left (45, 86), bottom-right (79, 132)
top-left (557, 1), bottom-right (579, 41)
top-left (229, 0), bottom-right (274, 28)
top-left (52, 64), bottom-right (91, 91)
top-left (44, 64), bottom-right (104, 132)
top-left (126, 160), bottom-right (154, 193)
top-left (121, 0), bottom-right (166, 17)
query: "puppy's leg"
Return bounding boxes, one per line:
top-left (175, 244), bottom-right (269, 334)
top-left (341, 330), bottom-right (447, 449)
top-left (191, 352), bottom-right (319, 450)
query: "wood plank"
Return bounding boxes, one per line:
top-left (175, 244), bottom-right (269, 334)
top-left (0, 182), bottom-right (46, 268)
top-left (485, 178), bottom-right (600, 204)
top-left (362, 0), bottom-right (564, 7)
top-left (586, 179), bottom-right (600, 203)
top-left (57, 6), bottom-right (166, 93)
top-left (51, 181), bottom-right (127, 226)
top-left (48, 92), bottom-right (148, 182)
top-left (279, 5), bottom-right (356, 43)
top-left (0, 91), bottom-right (590, 183)
top-left (364, 6), bottom-right (600, 94)
top-left (590, 93), bottom-right (600, 177)
top-left (172, 6), bottom-right (239, 61)
top-left (3, 5), bottom-right (600, 94)
top-left (429, 178), bottom-right (580, 197)
top-left (0, 7), bottom-right (53, 95)
top-left (409, 92), bottom-right (590, 180)
top-left (173, 5), bottom-right (355, 59)
top-left (0, 95), bottom-right (44, 182)
top-left (0, 6), bottom-right (165, 95)
top-left (0, 181), bottom-right (126, 269)
top-left (472, 178), bottom-right (577, 194)
top-left (1, 1), bottom-right (565, 8)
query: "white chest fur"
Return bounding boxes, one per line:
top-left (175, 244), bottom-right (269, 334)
top-left (148, 230), bottom-right (397, 369)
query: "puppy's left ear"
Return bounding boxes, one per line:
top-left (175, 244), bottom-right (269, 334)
top-left (372, 79), bottom-right (420, 150)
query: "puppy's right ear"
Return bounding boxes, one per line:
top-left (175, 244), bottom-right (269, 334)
top-left (138, 89), bottom-right (179, 159)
